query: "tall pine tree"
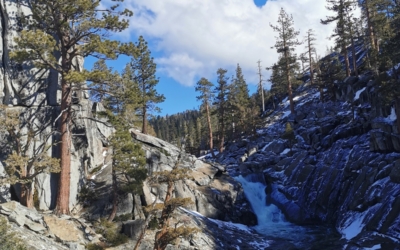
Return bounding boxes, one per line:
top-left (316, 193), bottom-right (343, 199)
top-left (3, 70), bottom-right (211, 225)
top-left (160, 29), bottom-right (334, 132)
top-left (270, 8), bottom-right (301, 114)
top-left (195, 78), bottom-right (216, 157)
top-left (130, 36), bottom-right (165, 135)
top-left (11, 0), bottom-right (136, 215)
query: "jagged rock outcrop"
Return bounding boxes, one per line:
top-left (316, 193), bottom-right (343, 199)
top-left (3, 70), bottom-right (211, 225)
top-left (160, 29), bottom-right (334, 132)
top-left (214, 76), bottom-right (400, 249)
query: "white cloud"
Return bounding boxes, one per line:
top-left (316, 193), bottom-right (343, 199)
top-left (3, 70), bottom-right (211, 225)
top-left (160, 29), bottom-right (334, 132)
top-left (120, 0), bottom-right (349, 87)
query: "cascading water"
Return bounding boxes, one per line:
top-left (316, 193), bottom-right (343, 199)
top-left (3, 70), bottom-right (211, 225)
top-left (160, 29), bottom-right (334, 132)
top-left (234, 174), bottom-right (340, 248)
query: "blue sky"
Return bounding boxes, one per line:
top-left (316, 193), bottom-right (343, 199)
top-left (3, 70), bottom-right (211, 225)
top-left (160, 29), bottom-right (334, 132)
top-left (87, 0), bottom-right (345, 116)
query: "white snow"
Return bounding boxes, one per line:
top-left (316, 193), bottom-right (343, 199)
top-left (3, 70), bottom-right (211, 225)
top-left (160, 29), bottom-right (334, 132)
top-left (341, 212), bottom-right (366, 240)
top-left (280, 148), bottom-right (290, 155)
top-left (384, 107), bottom-right (397, 122)
top-left (261, 141), bottom-right (273, 152)
top-left (354, 87), bottom-right (366, 101)
top-left (281, 110), bottom-right (291, 118)
top-left (365, 244), bottom-right (381, 250)
top-left (198, 150), bottom-right (219, 159)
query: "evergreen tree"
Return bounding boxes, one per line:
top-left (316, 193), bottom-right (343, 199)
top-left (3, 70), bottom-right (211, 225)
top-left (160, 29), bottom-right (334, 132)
top-left (228, 64), bottom-right (250, 138)
top-left (11, 0), bottom-right (136, 215)
top-left (130, 36), bottom-right (165, 135)
top-left (214, 69), bottom-right (230, 153)
top-left (321, 0), bottom-right (355, 77)
top-left (377, 2), bottom-right (400, 132)
top-left (106, 113), bottom-right (147, 222)
top-left (195, 78), bottom-right (216, 157)
top-left (0, 107), bottom-right (60, 208)
top-left (270, 8), bottom-right (301, 114)
top-left (304, 29), bottom-right (317, 85)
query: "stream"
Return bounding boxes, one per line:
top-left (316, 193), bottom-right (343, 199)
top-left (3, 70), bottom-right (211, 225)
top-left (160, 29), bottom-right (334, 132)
top-left (234, 174), bottom-right (346, 249)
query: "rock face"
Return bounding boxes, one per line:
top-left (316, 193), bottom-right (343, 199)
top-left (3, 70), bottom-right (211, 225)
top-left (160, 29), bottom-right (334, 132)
top-left (131, 131), bottom-right (257, 225)
top-left (214, 77), bottom-right (400, 248)
top-left (0, 0), bottom-right (109, 211)
top-left (0, 102), bottom-right (111, 210)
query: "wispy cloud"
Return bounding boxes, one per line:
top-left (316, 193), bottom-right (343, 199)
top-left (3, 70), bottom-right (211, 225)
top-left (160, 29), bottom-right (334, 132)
top-left (117, 0), bottom-right (355, 87)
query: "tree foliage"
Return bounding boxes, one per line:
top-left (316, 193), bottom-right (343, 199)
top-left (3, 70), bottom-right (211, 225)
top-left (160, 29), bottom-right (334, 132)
top-left (11, 0), bottom-right (137, 215)
top-left (270, 8), bottom-right (301, 114)
top-left (0, 106), bottom-right (59, 208)
top-left (129, 36), bottom-right (165, 134)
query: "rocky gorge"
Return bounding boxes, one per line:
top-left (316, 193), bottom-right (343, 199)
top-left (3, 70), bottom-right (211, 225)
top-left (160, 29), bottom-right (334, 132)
top-left (0, 1), bottom-right (399, 250)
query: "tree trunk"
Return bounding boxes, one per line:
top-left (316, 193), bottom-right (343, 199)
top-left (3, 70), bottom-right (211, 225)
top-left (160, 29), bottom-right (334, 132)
top-left (154, 180), bottom-right (174, 250)
top-left (142, 106), bottom-right (147, 134)
top-left (343, 44), bottom-right (351, 77)
top-left (364, 0), bottom-right (376, 51)
top-left (206, 103), bottom-right (215, 158)
top-left (55, 74), bottom-right (72, 215)
top-left (285, 50), bottom-right (295, 114)
top-left (351, 36), bottom-right (358, 77)
top-left (20, 182), bottom-right (34, 208)
top-left (108, 169), bottom-right (118, 222)
top-left (308, 40), bottom-right (314, 85)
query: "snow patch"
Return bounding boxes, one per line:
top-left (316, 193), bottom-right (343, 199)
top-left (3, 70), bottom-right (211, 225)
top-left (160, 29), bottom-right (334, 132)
top-left (280, 148), bottom-right (290, 155)
top-left (365, 244), bottom-right (381, 250)
top-left (384, 107), bottom-right (397, 122)
top-left (281, 111), bottom-right (291, 119)
top-left (340, 212), bottom-right (367, 240)
top-left (354, 87), bottom-right (366, 101)
top-left (261, 141), bottom-right (273, 152)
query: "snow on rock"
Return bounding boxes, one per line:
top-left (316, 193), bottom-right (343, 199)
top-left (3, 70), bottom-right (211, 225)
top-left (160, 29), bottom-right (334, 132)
top-left (280, 148), bottom-right (290, 155)
top-left (340, 212), bottom-right (367, 240)
top-left (385, 107), bottom-right (397, 122)
top-left (365, 244), bottom-right (381, 250)
top-left (354, 87), bottom-right (366, 100)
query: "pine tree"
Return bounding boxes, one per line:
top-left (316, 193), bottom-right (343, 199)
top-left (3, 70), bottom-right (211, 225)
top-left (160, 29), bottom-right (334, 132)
top-left (304, 29), bottom-right (317, 85)
top-left (228, 64), bottom-right (250, 138)
top-left (214, 69), bottom-right (230, 153)
top-left (106, 113), bottom-right (147, 222)
top-left (0, 107), bottom-right (60, 208)
top-left (321, 0), bottom-right (355, 77)
top-left (270, 8), bottom-right (301, 114)
top-left (376, 2), bottom-right (400, 133)
top-left (11, 0), bottom-right (136, 215)
top-left (195, 78), bottom-right (216, 157)
top-left (130, 36), bottom-right (165, 135)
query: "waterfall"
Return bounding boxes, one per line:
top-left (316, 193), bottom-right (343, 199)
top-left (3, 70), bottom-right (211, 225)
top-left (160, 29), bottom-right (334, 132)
top-left (235, 174), bottom-right (316, 241)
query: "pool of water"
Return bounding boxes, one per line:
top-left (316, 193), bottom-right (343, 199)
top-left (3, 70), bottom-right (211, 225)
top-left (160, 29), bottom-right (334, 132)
top-left (234, 175), bottom-right (345, 249)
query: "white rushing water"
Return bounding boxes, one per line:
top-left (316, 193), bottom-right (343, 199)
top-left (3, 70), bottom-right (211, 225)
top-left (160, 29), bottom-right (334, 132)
top-left (234, 175), bottom-right (320, 243)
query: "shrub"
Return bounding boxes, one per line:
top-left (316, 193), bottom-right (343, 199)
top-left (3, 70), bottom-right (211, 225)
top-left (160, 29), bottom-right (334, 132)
top-left (0, 216), bottom-right (26, 250)
top-left (94, 219), bottom-right (128, 247)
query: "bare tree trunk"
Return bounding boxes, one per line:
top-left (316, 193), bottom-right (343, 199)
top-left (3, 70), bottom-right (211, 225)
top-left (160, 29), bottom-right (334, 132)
top-left (364, 0), bottom-right (376, 51)
top-left (154, 180), bottom-right (174, 250)
top-left (308, 39), bottom-right (314, 85)
top-left (284, 50), bottom-right (295, 114)
top-left (257, 61), bottom-right (265, 112)
top-left (142, 80), bottom-right (147, 134)
top-left (142, 106), bottom-right (147, 134)
top-left (343, 44), bottom-right (351, 77)
top-left (55, 67), bottom-right (72, 215)
top-left (351, 36), bottom-right (358, 77)
top-left (205, 103), bottom-right (215, 158)
top-left (20, 182), bottom-right (34, 208)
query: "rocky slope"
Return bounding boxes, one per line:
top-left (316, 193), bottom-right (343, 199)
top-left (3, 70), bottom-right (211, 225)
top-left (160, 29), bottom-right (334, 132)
top-left (214, 75), bottom-right (400, 249)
